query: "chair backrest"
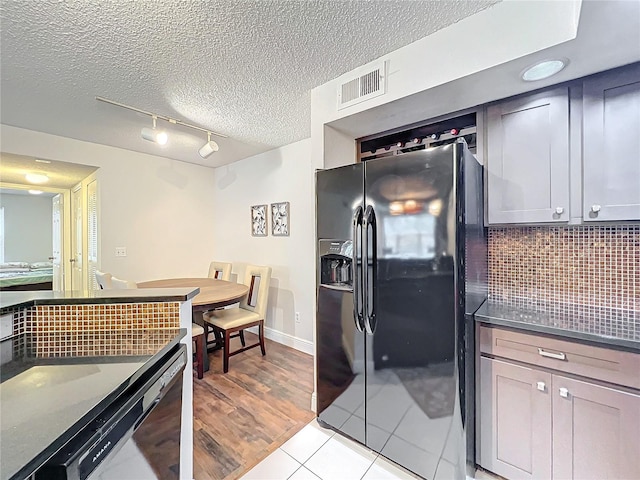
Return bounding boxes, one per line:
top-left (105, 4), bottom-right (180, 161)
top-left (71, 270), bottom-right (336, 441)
top-left (111, 276), bottom-right (138, 289)
top-left (96, 270), bottom-right (113, 289)
top-left (239, 264), bottom-right (272, 319)
top-left (208, 261), bottom-right (232, 281)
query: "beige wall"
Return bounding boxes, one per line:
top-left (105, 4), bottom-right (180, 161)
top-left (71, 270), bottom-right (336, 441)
top-left (1, 124), bottom-right (217, 282)
top-left (211, 139), bottom-right (315, 348)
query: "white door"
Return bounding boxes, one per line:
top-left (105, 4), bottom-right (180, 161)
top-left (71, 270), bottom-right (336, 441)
top-left (52, 194), bottom-right (64, 291)
top-left (87, 179), bottom-right (99, 291)
top-left (71, 185), bottom-right (83, 290)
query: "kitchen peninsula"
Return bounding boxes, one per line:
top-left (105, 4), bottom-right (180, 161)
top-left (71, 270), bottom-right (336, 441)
top-left (0, 287), bottom-right (199, 480)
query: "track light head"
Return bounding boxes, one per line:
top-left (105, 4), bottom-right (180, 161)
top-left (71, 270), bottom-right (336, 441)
top-left (199, 132), bottom-right (219, 158)
top-left (141, 116), bottom-right (168, 145)
top-left (141, 127), bottom-right (168, 145)
top-left (199, 140), bottom-right (219, 158)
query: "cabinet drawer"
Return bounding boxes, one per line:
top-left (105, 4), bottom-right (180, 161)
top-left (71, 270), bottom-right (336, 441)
top-left (480, 326), bottom-right (640, 390)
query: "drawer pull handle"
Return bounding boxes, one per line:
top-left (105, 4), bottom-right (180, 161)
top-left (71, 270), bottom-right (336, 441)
top-left (538, 348), bottom-right (566, 361)
top-left (536, 381), bottom-right (546, 392)
top-left (559, 387), bottom-right (569, 398)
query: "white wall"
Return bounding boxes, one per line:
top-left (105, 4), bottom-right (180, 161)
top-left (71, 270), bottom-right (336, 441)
top-left (1, 124), bottom-right (217, 282)
top-left (211, 139), bottom-right (315, 348)
top-left (0, 193), bottom-right (53, 262)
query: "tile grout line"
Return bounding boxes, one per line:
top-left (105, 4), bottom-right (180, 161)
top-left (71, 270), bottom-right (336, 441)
top-left (281, 421), bottom-right (335, 479)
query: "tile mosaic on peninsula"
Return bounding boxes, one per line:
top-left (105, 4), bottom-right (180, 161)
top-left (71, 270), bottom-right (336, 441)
top-left (22, 302), bottom-right (181, 358)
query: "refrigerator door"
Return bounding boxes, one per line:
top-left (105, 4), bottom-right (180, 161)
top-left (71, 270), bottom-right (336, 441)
top-left (316, 164), bottom-right (366, 444)
top-left (363, 145), bottom-right (461, 478)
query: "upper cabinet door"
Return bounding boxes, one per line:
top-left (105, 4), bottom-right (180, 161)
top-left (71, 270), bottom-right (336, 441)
top-left (583, 65), bottom-right (640, 221)
top-left (487, 87), bottom-right (570, 224)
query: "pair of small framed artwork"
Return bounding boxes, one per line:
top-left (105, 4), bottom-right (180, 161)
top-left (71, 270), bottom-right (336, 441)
top-left (251, 202), bottom-right (289, 237)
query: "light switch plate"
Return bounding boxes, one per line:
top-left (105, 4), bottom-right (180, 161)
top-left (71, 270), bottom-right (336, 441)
top-left (115, 247), bottom-right (127, 257)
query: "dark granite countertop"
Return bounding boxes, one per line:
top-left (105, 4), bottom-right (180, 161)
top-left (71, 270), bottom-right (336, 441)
top-left (0, 328), bottom-right (186, 480)
top-left (0, 287), bottom-right (200, 313)
top-left (475, 301), bottom-right (640, 353)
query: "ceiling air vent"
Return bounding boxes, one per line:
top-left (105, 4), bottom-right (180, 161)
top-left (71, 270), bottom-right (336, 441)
top-left (337, 61), bottom-right (386, 110)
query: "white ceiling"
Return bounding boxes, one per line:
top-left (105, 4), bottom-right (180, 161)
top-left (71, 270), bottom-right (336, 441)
top-left (0, 152), bottom-right (98, 189)
top-left (0, 0), bottom-right (499, 168)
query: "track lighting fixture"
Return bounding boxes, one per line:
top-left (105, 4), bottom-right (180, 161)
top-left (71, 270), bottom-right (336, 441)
top-left (199, 132), bottom-right (219, 158)
top-left (96, 96), bottom-right (227, 156)
top-left (141, 116), bottom-right (168, 145)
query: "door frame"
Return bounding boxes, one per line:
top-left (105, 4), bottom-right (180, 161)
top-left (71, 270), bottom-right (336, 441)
top-left (1, 172), bottom-right (99, 292)
top-left (0, 182), bottom-right (73, 291)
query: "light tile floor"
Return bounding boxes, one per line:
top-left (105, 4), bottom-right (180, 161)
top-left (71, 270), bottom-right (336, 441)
top-left (240, 419), bottom-right (422, 480)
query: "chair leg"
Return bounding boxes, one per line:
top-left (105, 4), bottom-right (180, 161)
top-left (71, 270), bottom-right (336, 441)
top-left (223, 330), bottom-right (230, 373)
top-left (194, 334), bottom-right (204, 379)
top-left (259, 320), bottom-right (266, 356)
top-left (239, 330), bottom-right (246, 347)
top-left (214, 327), bottom-right (223, 349)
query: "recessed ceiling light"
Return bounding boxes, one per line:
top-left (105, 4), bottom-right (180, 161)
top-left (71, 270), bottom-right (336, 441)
top-left (25, 173), bottom-right (49, 184)
top-left (28, 190), bottom-right (43, 195)
top-left (34, 159), bottom-right (51, 164)
top-left (521, 59), bottom-right (568, 81)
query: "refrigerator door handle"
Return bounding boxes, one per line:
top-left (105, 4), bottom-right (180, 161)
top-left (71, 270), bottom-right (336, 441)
top-left (363, 205), bottom-right (377, 335)
top-left (352, 206), bottom-right (365, 333)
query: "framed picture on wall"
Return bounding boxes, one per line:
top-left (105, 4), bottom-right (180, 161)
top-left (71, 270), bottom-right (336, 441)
top-left (271, 202), bottom-right (289, 236)
top-left (251, 204), bottom-right (267, 236)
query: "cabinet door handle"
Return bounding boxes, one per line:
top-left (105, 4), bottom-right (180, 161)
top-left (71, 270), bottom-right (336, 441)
top-left (536, 381), bottom-right (546, 392)
top-left (538, 348), bottom-right (566, 361)
top-left (591, 204), bottom-right (601, 213)
top-left (559, 387), bottom-right (569, 398)
top-left (555, 207), bottom-right (564, 215)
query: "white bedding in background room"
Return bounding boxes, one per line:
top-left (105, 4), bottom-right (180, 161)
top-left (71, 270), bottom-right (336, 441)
top-left (0, 262), bottom-right (53, 288)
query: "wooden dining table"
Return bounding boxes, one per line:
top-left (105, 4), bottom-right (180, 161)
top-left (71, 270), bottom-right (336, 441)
top-left (137, 278), bottom-right (249, 373)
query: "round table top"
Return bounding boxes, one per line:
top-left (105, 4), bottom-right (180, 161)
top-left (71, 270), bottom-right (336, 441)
top-left (136, 278), bottom-right (248, 308)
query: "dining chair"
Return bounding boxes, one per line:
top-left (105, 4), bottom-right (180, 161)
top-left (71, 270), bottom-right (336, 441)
top-left (202, 264), bottom-right (272, 373)
top-left (108, 276), bottom-right (205, 379)
top-left (192, 323), bottom-right (205, 379)
top-left (207, 261), bottom-right (232, 281)
top-left (111, 276), bottom-right (138, 289)
top-left (95, 270), bottom-right (113, 289)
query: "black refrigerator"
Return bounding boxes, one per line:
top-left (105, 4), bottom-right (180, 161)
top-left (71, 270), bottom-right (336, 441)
top-left (315, 140), bottom-right (487, 479)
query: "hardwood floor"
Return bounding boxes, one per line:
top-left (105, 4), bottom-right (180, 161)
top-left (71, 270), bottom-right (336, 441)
top-left (193, 332), bottom-right (315, 480)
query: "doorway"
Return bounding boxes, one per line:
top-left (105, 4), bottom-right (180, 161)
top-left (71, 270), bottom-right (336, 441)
top-left (0, 152), bottom-right (99, 292)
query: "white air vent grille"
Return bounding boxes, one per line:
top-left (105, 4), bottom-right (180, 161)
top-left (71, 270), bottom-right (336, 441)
top-left (338, 61), bottom-right (386, 110)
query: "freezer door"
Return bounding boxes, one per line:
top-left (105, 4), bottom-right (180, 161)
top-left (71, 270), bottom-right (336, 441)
top-left (316, 163), bottom-right (366, 444)
top-left (363, 145), bottom-right (464, 478)
top-left (316, 164), bottom-right (364, 240)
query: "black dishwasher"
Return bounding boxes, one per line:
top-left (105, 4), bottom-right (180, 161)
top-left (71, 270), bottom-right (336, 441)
top-left (35, 344), bottom-right (186, 480)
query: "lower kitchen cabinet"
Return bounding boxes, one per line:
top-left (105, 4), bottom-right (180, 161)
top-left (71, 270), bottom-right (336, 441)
top-left (479, 341), bottom-right (640, 480)
top-left (479, 357), bottom-right (552, 479)
top-left (552, 375), bottom-right (640, 480)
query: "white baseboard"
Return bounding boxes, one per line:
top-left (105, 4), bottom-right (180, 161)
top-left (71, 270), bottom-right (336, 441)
top-left (245, 326), bottom-right (314, 355)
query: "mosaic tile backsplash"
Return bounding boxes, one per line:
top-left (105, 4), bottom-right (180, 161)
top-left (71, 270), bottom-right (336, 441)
top-left (6, 302), bottom-right (181, 358)
top-left (488, 225), bottom-right (640, 313)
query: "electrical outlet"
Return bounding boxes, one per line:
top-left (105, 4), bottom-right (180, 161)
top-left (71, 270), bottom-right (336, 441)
top-left (295, 312), bottom-right (301, 324)
top-left (115, 247), bottom-right (127, 257)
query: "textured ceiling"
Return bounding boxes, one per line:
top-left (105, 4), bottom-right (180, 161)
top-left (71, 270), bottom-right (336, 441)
top-left (0, 0), bottom-right (498, 167)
